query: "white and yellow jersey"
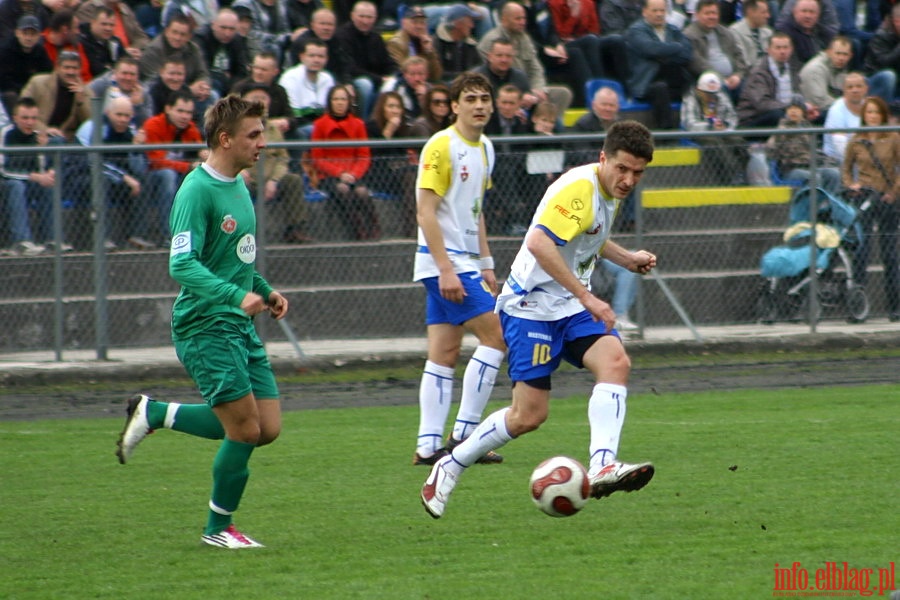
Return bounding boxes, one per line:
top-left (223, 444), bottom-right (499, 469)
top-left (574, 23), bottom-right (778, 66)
top-left (413, 125), bottom-right (495, 281)
top-left (496, 163), bottom-right (618, 320)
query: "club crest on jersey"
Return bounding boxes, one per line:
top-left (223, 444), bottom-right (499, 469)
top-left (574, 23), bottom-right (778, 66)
top-left (460, 165), bottom-right (469, 182)
top-left (221, 214), bottom-right (237, 234)
top-left (236, 233), bottom-right (256, 264)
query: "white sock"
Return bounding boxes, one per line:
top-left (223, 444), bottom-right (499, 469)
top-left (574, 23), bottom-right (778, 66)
top-left (587, 383), bottom-right (627, 473)
top-left (448, 406), bottom-right (513, 472)
top-left (416, 361), bottom-right (455, 456)
top-left (452, 345), bottom-right (504, 441)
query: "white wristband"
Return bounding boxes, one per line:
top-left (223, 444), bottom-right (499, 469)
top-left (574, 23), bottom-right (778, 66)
top-left (479, 256), bottom-right (495, 270)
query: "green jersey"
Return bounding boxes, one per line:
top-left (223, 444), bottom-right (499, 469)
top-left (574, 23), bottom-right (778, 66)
top-left (169, 165), bottom-right (274, 341)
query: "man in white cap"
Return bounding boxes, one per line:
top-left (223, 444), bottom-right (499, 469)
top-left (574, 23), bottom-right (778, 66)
top-left (680, 71), bottom-right (747, 185)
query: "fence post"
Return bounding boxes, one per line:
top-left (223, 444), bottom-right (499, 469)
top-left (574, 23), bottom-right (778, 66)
top-left (806, 131), bottom-right (820, 333)
top-left (52, 150), bottom-right (64, 361)
top-left (90, 95), bottom-right (109, 360)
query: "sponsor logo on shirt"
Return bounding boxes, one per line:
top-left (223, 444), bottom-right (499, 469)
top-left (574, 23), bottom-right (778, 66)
top-left (236, 233), bottom-right (256, 264)
top-left (552, 203), bottom-right (582, 225)
top-left (170, 232), bottom-right (191, 257)
top-left (221, 214), bottom-right (237, 234)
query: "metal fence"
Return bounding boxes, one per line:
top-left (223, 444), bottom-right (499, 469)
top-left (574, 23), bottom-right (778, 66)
top-left (2, 124), bottom-right (897, 358)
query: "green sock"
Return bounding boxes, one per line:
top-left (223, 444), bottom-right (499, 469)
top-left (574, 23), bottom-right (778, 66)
top-left (204, 438), bottom-right (255, 536)
top-left (145, 401), bottom-right (224, 439)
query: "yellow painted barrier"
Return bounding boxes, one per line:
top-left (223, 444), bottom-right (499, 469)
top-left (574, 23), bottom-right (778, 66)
top-left (642, 186), bottom-right (794, 208)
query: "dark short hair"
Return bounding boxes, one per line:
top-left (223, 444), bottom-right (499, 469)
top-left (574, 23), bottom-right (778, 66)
top-left (603, 120), bottom-right (654, 162)
top-left (449, 72), bottom-right (492, 104)
top-left (15, 96), bottom-right (39, 112)
top-left (57, 50), bottom-right (81, 65)
top-left (165, 88), bottom-right (195, 108)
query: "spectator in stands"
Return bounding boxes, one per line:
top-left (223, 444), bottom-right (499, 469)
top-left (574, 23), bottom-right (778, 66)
top-left (0, 97), bottom-right (56, 256)
top-left (409, 0), bottom-right (493, 41)
top-left (799, 35), bottom-right (852, 116)
top-left (76, 0), bottom-right (150, 59)
top-left (547, 0), bottom-right (630, 100)
top-left (193, 9), bottom-right (251, 97)
top-left (729, 0), bottom-right (772, 66)
top-left (239, 84), bottom-right (312, 244)
top-left (279, 38), bottom-right (334, 137)
top-left (625, 0), bottom-right (693, 130)
top-left (79, 5), bottom-right (126, 80)
top-left (0, 0), bottom-right (50, 43)
top-left (737, 32), bottom-right (816, 128)
top-left (231, 51), bottom-right (298, 142)
top-left (474, 39), bottom-right (532, 107)
top-left (823, 71), bottom-right (868, 164)
top-left (89, 55), bottom-right (152, 127)
top-left (521, 100), bottom-right (562, 201)
top-left (841, 95), bottom-right (900, 322)
top-left (380, 56), bottom-right (430, 119)
top-left (775, 0), bottom-right (834, 65)
top-left (139, 12), bottom-right (208, 85)
top-left (147, 57), bottom-right (191, 116)
top-left (765, 95), bottom-right (842, 192)
top-left (409, 83), bottom-right (452, 137)
top-left (681, 71), bottom-right (748, 185)
top-left (683, 0), bottom-right (749, 103)
top-left (334, 1), bottom-right (397, 118)
top-left (134, 0), bottom-right (163, 39)
top-left (286, 0), bottom-right (324, 33)
top-left (141, 88), bottom-right (205, 245)
top-left (366, 90), bottom-right (417, 235)
top-left (20, 50), bottom-right (94, 141)
top-left (161, 0), bottom-right (219, 31)
top-left (776, 0), bottom-right (840, 42)
top-left (0, 16), bottom-right (53, 114)
top-left (41, 10), bottom-right (93, 85)
top-left (387, 5), bottom-right (442, 83)
top-left (311, 84), bottom-right (379, 239)
top-left (187, 73), bottom-right (215, 127)
top-left (74, 96), bottom-right (154, 251)
top-left (231, 0), bottom-right (305, 62)
top-left (478, 1), bottom-right (573, 117)
top-left (290, 9), bottom-right (351, 83)
top-left (434, 4), bottom-right (482, 83)
top-left (288, 8), bottom-right (351, 83)
top-left (864, 3), bottom-right (900, 97)
top-left (484, 84), bottom-right (530, 234)
top-left (600, 0), bottom-right (643, 35)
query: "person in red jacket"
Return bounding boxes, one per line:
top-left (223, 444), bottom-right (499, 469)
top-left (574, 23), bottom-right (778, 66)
top-left (547, 0), bottom-right (629, 97)
top-left (310, 84), bottom-right (379, 240)
top-left (141, 89), bottom-right (206, 245)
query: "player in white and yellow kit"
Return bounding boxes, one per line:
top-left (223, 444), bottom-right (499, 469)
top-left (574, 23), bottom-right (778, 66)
top-left (423, 120), bottom-right (657, 518)
top-left (412, 73), bottom-right (506, 466)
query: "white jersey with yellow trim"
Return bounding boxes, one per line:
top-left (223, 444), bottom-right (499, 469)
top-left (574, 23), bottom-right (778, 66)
top-left (496, 163), bottom-right (619, 321)
top-left (413, 125), bottom-right (495, 282)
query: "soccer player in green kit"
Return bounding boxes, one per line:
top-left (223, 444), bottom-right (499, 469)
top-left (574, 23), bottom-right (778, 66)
top-left (116, 95), bottom-right (289, 549)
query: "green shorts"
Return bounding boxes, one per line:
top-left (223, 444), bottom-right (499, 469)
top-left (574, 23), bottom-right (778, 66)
top-left (174, 320), bottom-right (279, 406)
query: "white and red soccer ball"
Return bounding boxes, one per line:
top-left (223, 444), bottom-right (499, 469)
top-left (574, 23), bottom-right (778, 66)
top-left (529, 456), bottom-right (590, 517)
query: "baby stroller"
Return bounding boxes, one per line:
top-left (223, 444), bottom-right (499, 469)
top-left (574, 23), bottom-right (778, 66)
top-left (757, 186), bottom-right (869, 323)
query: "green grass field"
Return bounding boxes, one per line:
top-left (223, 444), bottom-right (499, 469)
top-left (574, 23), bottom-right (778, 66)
top-left (2, 385), bottom-right (897, 599)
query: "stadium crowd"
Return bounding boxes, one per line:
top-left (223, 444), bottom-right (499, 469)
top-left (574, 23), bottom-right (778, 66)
top-left (1, 0), bottom-right (899, 253)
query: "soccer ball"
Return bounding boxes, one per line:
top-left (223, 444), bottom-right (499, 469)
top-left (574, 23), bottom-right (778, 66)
top-left (529, 456), bottom-right (590, 518)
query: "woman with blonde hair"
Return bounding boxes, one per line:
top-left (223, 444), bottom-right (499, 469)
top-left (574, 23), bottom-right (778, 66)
top-left (841, 96), bottom-right (900, 321)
